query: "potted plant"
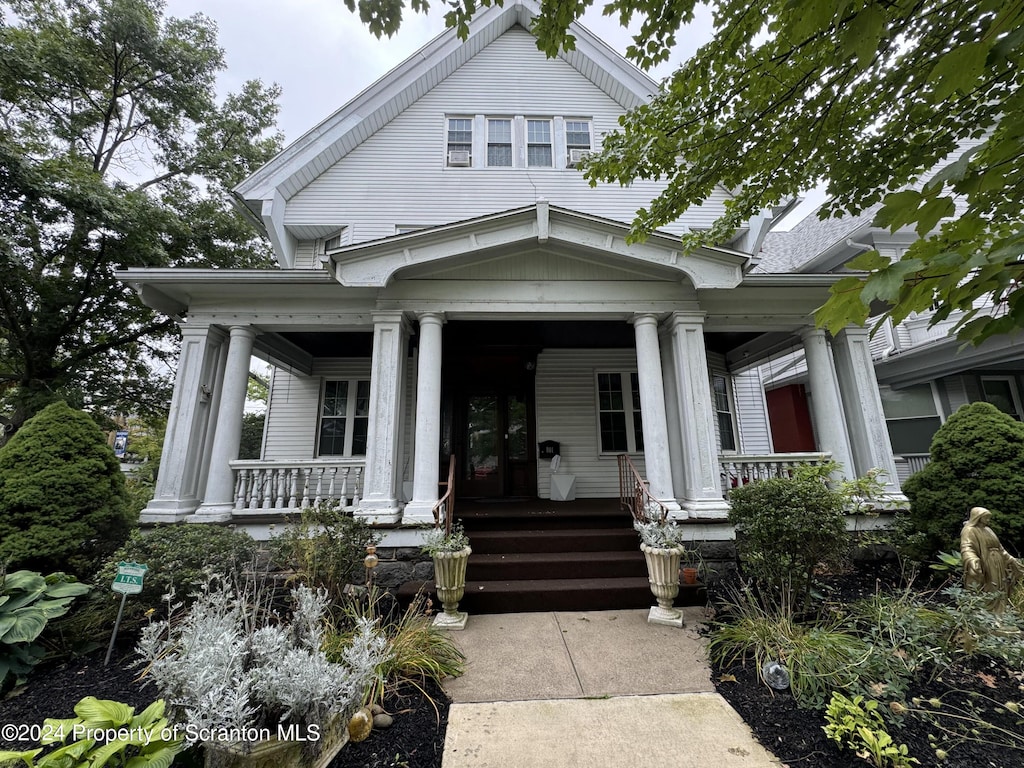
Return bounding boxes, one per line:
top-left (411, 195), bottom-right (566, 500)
top-left (422, 522), bottom-right (471, 630)
top-left (136, 576), bottom-right (388, 768)
top-left (634, 519), bottom-right (692, 627)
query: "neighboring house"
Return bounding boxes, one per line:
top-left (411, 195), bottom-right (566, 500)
top-left (756, 201), bottom-right (1024, 484)
top-left (118, 0), bottom-right (904, 540)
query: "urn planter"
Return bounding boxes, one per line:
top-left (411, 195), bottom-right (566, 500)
top-left (432, 545), bottom-right (472, 630)
top-left (641, 543), bottom-right (685, 627)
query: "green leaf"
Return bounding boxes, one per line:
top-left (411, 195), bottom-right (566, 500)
top-left (914, 196), bottom-right (956, 237)
top-left (873, 190), bottom-right (922, 232)
top-left (125, 744), bottom-right (182, 768)
top-left (928, 42), bottom-right (990, 101)
top-left (42, 581), bottom-right (90, 599)
top-left (841, 4), bottom-right (885, 69)
top-left (0, 749), bottom-right (42, 767)
top-left (846, 250), bottom-right (888, 271)
top-left (73, 697), bottom-right (134, 728)
top-left (2, 608), bottom-right (47, 644)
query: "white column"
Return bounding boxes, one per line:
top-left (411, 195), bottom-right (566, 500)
top-left (359, 311), bottom-right (410, 524)
top-left (141, 324), bottom-right (226, 523)
top-left (631, 314), bottom-right (680, 513)
top-left (404, 312), bottom-right (445, 523)
top-left (667, 312), bottom-right (729, 518)
top-left (194, 325), bottom-right (257, 522)
top-left (800, 327), bottom-right (854, 479)
top-left (832, 327), bottom-right (905, 497)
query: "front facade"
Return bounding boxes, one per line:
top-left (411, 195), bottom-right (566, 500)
top-left (120, 2), bottom-right (904, 534)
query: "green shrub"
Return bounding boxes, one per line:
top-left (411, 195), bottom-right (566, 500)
top-left (270, 502), bottom-right (379, 601)
top-left (0, 402), bottom-right (133, 578)
top-left (0, 569), bottom-right (90, 692)
top-left (903, 402), bottom-right (1024, 562)
top-left (55, 524), bottom-right (257, 651)
top-left (727, 466), bottom-right (848, 612)
top-left (824, 693), bottom-right (919, 767)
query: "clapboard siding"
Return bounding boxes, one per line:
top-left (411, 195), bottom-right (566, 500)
top-left (534, 348), bottom-right (644, 498)
top-left (733, 369), bottom-right (772, 454)
top-left (941, 376), bottom-right (970, 416)
top-left (285, 27), bottom-right (731, 245)
top-left (263, 360), bottom-right (372, 460)
top-left (293, 241), bottom-right (319, 270)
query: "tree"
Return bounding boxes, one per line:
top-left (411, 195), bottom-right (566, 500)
top-left (0, 401), bottom-right (134, 578)
top-left (0, 0), bottom-right (282, 431)
top-left (902, 402), bottom-right (1024, 563)
top-left (352, 0), bottom-right (1023, 344)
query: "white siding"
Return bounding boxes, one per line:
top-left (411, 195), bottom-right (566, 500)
top-left (943, 375), bottom-right (972, 414)
top-left (534, 348), bottom-right (644, 498)
top-left (263, 360), bottom-right (372, 460)
top-left (293, 241), bottom-right (319, 270)
top-left (733, 369), bottom-right (772, 453)
top-left (285, 27), bottom-right (731, 247)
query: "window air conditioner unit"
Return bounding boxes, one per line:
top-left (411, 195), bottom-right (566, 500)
top-left (568, 149), bottom-right (592, 167)
top-left (447, 150), bottom-right (471, 167)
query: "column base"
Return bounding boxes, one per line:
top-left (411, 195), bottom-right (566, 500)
top-left (679, 498), bottom-right (731, 520)
top-left (648, 605), bottom-right (684, 627)
top-left (356, 498), bottom-right (402, 525)
top-left (402, 500), bottom-right (439, 525)
top-left (432, 610), bottom-right (468, 631)
top-left (191, 503), bottom-right (234, 523)
top-left (139, 498), bottom-right (201, 524)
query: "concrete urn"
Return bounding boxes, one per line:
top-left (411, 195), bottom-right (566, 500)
top-left (432, 546), bottom-right (472, 630)
top-left (641, 543), bottom-right (685, 628)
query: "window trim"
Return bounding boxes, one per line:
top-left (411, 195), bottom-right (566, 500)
top-left (444, 114), bottom-right (593, 169)
top-left (980, 375), bottom-right (1023, 420)
top-left (711, 373), bottom-right (737, 453)
top-left (317, 379), bottom-right (370, 457)
top-left (486, 117), bottom-right (513, 168)
top-left (526, 118), bottom-right (554, 168)
top-left (595, 370), bottom-right (643, 455)
top-left (446, 116), bottom-right (473, 167)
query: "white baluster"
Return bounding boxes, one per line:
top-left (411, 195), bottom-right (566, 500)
top-left (313, 467), bottom-right (324, 506)
top-left (326, 467), bottom-right (338, 504)
top-left (338, 467), bottom-right (350, 507)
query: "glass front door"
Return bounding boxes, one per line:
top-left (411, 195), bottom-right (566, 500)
top-left (459, 391), bottom-right (531, 498)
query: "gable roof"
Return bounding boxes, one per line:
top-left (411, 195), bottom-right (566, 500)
top-left (755, 204), bottom-right (879, 274)
top-left (234, 1), bottom-right (658, 208)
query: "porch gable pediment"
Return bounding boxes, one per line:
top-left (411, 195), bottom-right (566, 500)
top-left (326, 204), bottom-right (748, 289)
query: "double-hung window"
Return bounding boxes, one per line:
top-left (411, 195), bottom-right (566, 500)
top-left (487, 118), bottom-right (513, 167)
top-left (597, 372), bottom-right (643, 453)
top-left (446, 118), bottom-right (473, 166)
top-left (565, 120), bottom-right (592, 154)
top-left (526, 119), bottom-right (553, 167)
top-left (712, 374), bottom-right (736, 451)
top-left (318, 380), bottom-right (370, 456)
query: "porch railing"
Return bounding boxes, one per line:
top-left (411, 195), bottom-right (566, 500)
top-left (433, 455), bottom-right (456, 533)
top-left (617, 454), bottom-right (668, 524)
top-left (719, 452), bottom-right (832, 495)
top-left (229, 459), bottom-right (364, 512)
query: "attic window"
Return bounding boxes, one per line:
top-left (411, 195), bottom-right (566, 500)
top-left (322, 229), bottom-right (347, 253)
top-left (487, 118), bottom-right (513, 167)
top-left (447, 118), bottom-right (472, 166)
top-left (527, 119), bottom-right (553, 167)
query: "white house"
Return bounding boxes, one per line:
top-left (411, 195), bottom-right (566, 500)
top-left (756, 201), bottom-right (1024, 484)
top-left (118, 0), bottom-right (904, 539)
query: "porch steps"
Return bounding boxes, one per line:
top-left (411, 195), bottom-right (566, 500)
top-left (397, 499), bottom-right (705, 614)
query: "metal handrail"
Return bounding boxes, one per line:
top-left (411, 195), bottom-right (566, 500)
top-left (617, 454), bottom-right (668, 524)
top-left (432, 455), bottom-right (456, 533)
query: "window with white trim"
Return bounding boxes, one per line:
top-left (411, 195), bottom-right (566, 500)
top-left (487, 118), bottom-right (512, 167)
top-left (526, 119), bottom-right (553, 167)
top-left (446, 118), bottom-right (473, 166)
top-left (318, 380), bottom-right (370, 456)
top-left (712, 374), bottom-right (736, 451)
top-left (981, 376), bottom-right (1023, 420)
top-left (597, 372), bottom-right (643, 453)
top-left (565, 120), bottom-right (592, 152)
top-left (879, 383), bottom-right (942, 454)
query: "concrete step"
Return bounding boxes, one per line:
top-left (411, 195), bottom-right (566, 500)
top-left (459, 504), bottom-right (632, 532)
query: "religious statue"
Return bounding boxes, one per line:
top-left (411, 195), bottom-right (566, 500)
top-left (960, 506), bottom-right (1024, 613)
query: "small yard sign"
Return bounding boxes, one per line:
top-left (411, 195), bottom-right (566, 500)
top-left (111, 562), bottom-right (148, 595)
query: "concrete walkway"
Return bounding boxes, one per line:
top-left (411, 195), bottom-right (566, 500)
top-left (441, 608), bottom-right (782, 767)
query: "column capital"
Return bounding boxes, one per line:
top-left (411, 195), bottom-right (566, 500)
top-left (630, 312), bottom-right (661, 328)
top-left (799, 325), bottom-right (828, 343)
top-left (416, 311), bottom-right (446, 328)
top-left (835, 325), bottom-right (871, 341)
top-left (226, 324), bottom-right (258, 340)
top-left (667, 310), bottom-right (707, 328)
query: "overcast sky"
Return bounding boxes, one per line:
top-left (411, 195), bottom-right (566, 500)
top-left (164, 0), bottom-right (820, 227)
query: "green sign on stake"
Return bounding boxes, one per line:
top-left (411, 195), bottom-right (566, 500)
top-left (105, 561), bottom-right (149, 665)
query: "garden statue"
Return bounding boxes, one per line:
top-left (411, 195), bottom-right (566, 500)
top-left (960, 506), bottom-right (1024, 613)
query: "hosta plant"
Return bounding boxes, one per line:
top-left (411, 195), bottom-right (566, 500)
top-left (0, 569), bottom-right (90, 691)
top-left (0, 696), bottom-right (182, 768)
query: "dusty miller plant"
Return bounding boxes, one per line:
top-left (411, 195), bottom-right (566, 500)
top-left (136, 576), bottom-right (388, 744)
top-left (634, 519), bottom-right (689, 550)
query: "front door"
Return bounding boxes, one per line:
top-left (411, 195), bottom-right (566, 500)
top-left (459, 391), bottom-right (531, 498)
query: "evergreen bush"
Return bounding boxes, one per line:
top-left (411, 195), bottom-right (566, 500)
top-left (0, 402), bottom-right (133, 578)
top-left (902, 402), bottom-right (1024, 562)
top-left (727, 466), bottom-right (848, 612)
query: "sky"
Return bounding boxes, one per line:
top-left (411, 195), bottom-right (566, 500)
top-left (164, 0), bottom-right (822, 228)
